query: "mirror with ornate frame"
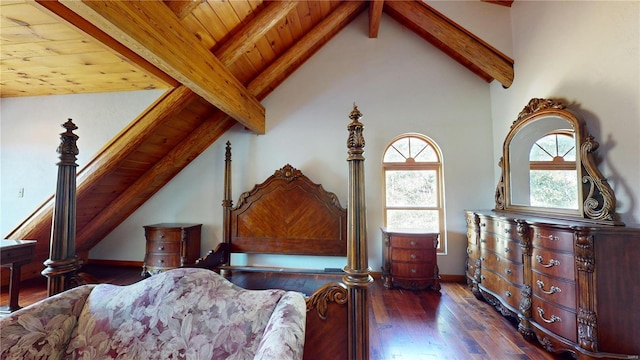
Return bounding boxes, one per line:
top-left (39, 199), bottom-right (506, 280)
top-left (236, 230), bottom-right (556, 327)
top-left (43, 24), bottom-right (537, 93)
top-left (494, 98), bottom-right (621, 225)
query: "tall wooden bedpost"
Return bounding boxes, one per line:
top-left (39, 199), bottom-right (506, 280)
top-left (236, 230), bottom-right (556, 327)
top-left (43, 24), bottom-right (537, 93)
top-left (42, 119), bottom-right (83, 296)
top-left (221, 141), bottom-right (233, 275)
top-left (343, 104), bottom-right (373, 360)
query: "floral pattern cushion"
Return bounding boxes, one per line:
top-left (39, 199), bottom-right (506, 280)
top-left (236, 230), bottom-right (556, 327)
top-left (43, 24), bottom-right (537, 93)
top-left (0, 284), bottom-right (95, 360)
top-left (66, 268), bottom-right (306, 359)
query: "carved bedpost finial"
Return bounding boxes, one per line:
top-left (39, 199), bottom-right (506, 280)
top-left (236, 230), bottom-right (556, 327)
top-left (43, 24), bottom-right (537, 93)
top-left (57, 119), bottom-right (79, 167)
top-left (347, 103), bottom-right (365, 160)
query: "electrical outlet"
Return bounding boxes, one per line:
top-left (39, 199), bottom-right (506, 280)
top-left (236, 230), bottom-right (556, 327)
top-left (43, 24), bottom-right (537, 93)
top-left (18, 188), bottom-right (24, 198)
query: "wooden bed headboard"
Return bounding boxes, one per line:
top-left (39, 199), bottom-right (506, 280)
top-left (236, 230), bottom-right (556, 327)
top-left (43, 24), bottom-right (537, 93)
top-left (228, 163), bottom-right (347, 257)
top-left (195, 142), bottom-right (348, 270)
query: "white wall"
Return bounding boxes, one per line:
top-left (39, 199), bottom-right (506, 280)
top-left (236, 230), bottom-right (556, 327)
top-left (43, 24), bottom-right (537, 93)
top-left (490, 1), bottom-right (640, 226)
top-left (90, 12), bottom-right (499, 276)
top-left (0, 90), bottom-right (165, 236)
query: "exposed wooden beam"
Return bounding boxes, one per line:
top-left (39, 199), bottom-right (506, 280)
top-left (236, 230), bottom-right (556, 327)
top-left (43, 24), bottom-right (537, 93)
top-left (384, 1), bottom-right (514, 88)
top-left (215, 0), bottom-right (299, 67)
top-left (249, 1), bottom-right (367, 99)
top-left (59, 0), bottom-right (266, 134)
top-left (369, 0), bottom-right (384, 38)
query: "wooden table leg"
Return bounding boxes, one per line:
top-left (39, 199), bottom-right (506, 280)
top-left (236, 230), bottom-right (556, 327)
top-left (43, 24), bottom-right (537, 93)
top-left (1, 262), bottom-right (26, 313)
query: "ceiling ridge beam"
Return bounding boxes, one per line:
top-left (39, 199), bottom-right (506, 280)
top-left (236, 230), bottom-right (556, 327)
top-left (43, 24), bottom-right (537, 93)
top-left (384, 0), bottom-right (514, 88)
top-left (59, 0), bottom-right (266, 133)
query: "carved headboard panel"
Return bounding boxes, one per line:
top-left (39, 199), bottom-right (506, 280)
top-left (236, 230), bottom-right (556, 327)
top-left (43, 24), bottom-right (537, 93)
top-left (229, 164), bottom-right (347, 256)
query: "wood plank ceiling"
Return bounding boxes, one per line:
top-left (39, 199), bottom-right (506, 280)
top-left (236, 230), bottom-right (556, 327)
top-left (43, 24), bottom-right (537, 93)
top-left (2, 0), bottom-right (513, 281)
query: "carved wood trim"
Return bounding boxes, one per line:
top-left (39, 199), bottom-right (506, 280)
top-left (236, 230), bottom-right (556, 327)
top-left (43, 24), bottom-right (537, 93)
top-left (581, 135), bottom-right (617, 222)
top-left (305, 282), bottom-right (348, 320)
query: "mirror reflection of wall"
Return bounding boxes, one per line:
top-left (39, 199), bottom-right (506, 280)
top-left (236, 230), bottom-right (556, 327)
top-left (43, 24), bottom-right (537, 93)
top-left (508, 116), bottom-right (577, 208)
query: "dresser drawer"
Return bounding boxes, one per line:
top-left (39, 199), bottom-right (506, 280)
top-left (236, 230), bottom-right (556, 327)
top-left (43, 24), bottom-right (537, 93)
top-left (390, 235), bottom-right (435, 249)
top-left (502, 240), bottom-right (522, 263)
top-left (531, 248), bottom-right (575, 280)
top-left (501, 278), bottom-right (522, 310)
top-left (532, 296), bottom-right (577, 342)
top-left (146, 229), bottom-right (182, 242)
top-left (532, 227), bottom-right (574, 252)
top-left (391, 248), bottom-right (435, 262)
top-left (532, 271), bottom-right (576, 309)
top-left (479, 233), bottom-right (501, 253)
top-left (391, 262), bottom-right (434, 278)
top-left (493, 219), bottom-right (518, 239)
top-left (146, 241), bottom-right (181, 254)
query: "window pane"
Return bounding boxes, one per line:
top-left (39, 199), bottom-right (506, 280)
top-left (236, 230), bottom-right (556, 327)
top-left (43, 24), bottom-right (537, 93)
top-left (414, 144), bottom-right (437, 162)
top-left (530, 170), bottom-right (579, 209)
top-left (386, 209), bottom-right (439, 231)
top-left (384, 145), bottom-right (406, 162)
top-left (383, 136), bottom-right (439, 163)
top-left (386, 170), bottom-right (437, 206)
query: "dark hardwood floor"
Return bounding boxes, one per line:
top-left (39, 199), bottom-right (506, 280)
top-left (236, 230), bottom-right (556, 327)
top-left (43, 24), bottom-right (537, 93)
top-left (1, 265), bottom-right (571, 360)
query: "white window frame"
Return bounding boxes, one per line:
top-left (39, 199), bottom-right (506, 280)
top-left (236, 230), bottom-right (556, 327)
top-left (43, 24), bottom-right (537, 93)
top-left (382, 133), bottom-right (446, 253)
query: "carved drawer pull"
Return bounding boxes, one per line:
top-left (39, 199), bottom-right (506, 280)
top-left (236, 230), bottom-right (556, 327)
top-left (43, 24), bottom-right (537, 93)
top-left (536, 233), bottom-right (559, 241)
top-left (536, 280), bottom-right (561, 295)
top-left (480, 222), bottom-right (486, 227)
top-left (481, 238), bottom-right (486, 243)
top-left (505, 291), bottom-right (512, 298)
top-left (410, 253), bottom-right (416, 259)
top-left (496, 256), bottom-right (500, 262)
top-left (504, 247), bottom-right (510, 253)
top-left (504, 228), bottom-right (509, 234)
top-left (505, 269), bottom-right (512, 275)
top-left (467, 248), bottom-right (472, 254)
top-left (411, 268), bottom-right (417, 273)
top-left (410, 241), bottom-right (416, 246)
top-left (537, 307), bottom-right (562, 324)
top-left (480, 275), bottom-right (486, 280)
top-left (535, 255), bottom-right (560, 268)
top-left (158, 246), bottom-right (164, 251)
top-left (481, 257), bottom-right (485, 261)
top-left (158, 259), bottom-right (164, 263)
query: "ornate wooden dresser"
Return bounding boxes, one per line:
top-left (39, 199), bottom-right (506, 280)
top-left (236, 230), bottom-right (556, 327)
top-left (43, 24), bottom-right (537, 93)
top-left (142, 223), bottom-right (202, 276)
top-left (466, 211), bottom-right (640, 358)
top-left (381, 227), bottom-right (440, 291)
top-left (466, 98), bottom-right (640, 359)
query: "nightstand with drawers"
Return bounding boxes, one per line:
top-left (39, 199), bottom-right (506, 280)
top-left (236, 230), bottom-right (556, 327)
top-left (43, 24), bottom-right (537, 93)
top-left (381, 227), bottom-right (440, 291)
top-left (142, 223), bottom-right (202, 277)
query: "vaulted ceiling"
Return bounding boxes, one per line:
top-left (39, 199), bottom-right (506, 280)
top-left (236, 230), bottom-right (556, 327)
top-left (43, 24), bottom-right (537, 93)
top-left (1, 0), bottom-right (513, 281)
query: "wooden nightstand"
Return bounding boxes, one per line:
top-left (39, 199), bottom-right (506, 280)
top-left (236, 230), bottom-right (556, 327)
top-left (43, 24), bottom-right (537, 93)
top-left (381, 227), bottom-right (440, 291)
top-left (142, 223), bottom-right (202, 276)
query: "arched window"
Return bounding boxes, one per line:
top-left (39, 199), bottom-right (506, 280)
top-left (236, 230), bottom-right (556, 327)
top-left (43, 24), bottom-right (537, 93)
top-left (529, 130), bottom-right (578, 209)
top-left (382, 134), bottom-right (445, 251)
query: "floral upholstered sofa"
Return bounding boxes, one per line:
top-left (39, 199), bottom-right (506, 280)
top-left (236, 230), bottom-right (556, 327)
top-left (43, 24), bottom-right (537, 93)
top-left (0, 268), bottom-right (306, 360)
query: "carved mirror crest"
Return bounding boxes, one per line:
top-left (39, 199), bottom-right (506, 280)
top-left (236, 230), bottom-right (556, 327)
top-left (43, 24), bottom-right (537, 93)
top-left (494, 98), bottom-right (620, 225)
